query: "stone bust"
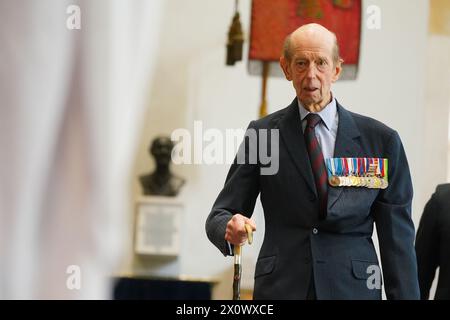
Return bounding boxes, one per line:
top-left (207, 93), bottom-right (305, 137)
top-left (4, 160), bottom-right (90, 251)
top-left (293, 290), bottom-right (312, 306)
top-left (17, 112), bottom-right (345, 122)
top-left (139, 136), bottom-right (185, 196)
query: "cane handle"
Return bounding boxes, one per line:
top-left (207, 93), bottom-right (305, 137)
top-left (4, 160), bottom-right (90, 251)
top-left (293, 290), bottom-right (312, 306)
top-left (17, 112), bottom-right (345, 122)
top-left (244, 223), bottom-right (253, 245)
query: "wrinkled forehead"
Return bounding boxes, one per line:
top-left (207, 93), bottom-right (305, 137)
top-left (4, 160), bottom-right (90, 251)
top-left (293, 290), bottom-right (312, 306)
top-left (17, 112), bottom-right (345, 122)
top-left (290, 32), bottom-right (334, 59)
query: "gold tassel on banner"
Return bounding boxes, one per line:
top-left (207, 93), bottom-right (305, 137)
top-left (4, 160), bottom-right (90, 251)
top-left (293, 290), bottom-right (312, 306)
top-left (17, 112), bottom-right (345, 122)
top-left (259, 62), bottom-right (269, 118)
top-left (226, 0), bottom-right (244, 66)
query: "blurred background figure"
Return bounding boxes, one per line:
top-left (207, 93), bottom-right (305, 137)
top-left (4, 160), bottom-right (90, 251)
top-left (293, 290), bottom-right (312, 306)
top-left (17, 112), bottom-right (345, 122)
top-left (0, 0), bottom-right (162, 298)
top-left (416, 184), bottom-right (450, 300)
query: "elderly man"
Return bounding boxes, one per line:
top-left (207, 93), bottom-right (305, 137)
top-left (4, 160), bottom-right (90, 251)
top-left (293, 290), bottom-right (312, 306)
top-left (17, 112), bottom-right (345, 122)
top-left (206, 23), bottom-right (419, 299)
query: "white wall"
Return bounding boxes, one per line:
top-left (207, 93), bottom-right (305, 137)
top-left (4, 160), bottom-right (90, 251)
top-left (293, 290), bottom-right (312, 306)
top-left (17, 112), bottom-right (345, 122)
top-left (425, 35), bottom-right (450, 210)
top-left (129, 0), bottom-right (439, 299)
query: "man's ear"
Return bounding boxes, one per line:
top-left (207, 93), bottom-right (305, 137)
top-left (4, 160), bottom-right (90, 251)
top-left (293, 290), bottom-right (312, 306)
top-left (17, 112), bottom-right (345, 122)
top-left (280, 56), bottom-right (292, 81)
top-left (331, 58), bottom-right (343, 83)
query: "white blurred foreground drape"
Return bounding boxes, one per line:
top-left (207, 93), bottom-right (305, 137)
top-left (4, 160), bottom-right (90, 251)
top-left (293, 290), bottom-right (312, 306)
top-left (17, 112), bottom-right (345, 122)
top-left (0, 0), bottom-right (162, 299)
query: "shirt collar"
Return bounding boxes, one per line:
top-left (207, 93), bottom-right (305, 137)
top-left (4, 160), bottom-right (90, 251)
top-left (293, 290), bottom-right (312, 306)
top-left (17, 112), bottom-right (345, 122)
top-left (298, 93), bottom-right (337, 131)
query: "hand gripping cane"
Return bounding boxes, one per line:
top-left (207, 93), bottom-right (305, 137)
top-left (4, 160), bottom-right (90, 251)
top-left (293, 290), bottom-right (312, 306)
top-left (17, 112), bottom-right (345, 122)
top-left (232, 223), bottom-right (253, 300)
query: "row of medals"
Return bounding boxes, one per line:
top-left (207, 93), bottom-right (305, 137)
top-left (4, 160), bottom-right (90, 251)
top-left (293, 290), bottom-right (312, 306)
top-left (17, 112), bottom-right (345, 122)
top-left (329, 175), bottom-right (388, 189)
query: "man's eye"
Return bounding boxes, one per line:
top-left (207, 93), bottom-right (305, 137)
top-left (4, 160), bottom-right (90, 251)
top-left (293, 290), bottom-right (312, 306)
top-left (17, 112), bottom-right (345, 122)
top-left (297, 61), bottom-right (306, 66)
top-left (317, 59), bottom-right (327, 66)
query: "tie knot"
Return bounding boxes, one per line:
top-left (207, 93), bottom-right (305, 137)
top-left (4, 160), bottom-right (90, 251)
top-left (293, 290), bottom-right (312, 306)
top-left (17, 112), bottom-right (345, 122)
top-left (305, 113), bottom-right (322, 128)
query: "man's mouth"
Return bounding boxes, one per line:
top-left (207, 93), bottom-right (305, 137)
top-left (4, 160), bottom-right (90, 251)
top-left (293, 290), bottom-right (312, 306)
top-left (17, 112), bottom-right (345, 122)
top-left (304, 87), bottom-right (318, 92)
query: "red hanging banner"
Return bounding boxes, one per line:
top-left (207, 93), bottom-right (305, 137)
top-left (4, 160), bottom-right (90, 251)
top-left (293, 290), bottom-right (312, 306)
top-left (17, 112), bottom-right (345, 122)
top-left (249, 0), bottom-right (361, 79)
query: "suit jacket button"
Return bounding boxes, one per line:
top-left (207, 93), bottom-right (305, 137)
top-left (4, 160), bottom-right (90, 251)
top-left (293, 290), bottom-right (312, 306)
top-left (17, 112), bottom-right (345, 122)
top-left (312, 228), bottom-right (318, 235)
top-left (309, 194), bottom-right (316, 202)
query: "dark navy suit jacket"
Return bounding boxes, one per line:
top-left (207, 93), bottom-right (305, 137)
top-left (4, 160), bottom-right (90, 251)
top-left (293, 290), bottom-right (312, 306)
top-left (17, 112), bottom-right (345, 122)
top-left (206, 99), bottom-right (420, 300)
top-left (416, 184), bottom-right (450, 300)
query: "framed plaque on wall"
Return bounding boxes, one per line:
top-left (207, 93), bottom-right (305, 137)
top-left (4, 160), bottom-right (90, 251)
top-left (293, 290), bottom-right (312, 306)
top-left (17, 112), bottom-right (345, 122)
top-left (134, 197), bottom-right (183, 256)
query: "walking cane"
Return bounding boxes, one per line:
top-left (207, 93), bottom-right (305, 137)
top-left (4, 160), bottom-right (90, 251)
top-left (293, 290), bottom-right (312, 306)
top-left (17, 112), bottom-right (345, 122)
top-left (232, 223), bottom-right (253, 300)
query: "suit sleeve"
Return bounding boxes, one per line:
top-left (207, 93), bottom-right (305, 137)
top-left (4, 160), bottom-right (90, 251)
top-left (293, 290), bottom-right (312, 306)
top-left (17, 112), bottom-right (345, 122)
top-left (205, 121), bottom-right (261, 256)
top-left (415, 189), bottom-right (440, 300)
top-left (372, 130), bottom-right (420, 299)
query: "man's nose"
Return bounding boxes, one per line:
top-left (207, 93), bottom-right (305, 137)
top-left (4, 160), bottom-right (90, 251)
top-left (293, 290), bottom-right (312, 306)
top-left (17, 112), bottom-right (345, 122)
top-left (306, 64), bottom-right (317, 79)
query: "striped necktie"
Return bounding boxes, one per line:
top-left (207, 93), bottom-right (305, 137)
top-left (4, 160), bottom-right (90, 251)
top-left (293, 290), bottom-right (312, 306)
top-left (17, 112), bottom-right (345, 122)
top-left (304, 113), bottom-right (328, 220)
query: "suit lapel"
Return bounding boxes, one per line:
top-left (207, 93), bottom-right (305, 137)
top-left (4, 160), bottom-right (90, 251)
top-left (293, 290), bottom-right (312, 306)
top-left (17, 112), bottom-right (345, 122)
top-left (328, 102), bottom-right (363, 209)
top-left (278, 99), bottom-right (317, 196)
